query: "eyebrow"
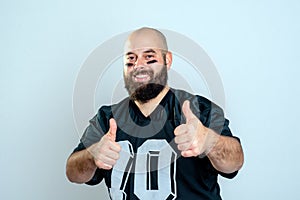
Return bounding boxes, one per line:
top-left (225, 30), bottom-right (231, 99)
top-left (143, 49), bottom-right (156, 54)
top-left (125, 49), bottom-right (157, 56)
top-left (126, 52), bottom-right (135, 56)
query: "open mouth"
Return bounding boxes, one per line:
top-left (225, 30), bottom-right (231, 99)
top-left (133, 71), bottom-right (152, 83)
top-left (134, 74), bottom-right (150, 82)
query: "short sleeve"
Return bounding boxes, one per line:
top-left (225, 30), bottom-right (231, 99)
top-left (80, 106), bottom-right (111, 148)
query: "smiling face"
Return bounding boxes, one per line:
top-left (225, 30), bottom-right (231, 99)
top-left (123, 28), bottom-right (172, 103)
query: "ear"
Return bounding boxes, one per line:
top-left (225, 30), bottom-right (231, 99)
top-left (165, 51), bottom-right (172, 70)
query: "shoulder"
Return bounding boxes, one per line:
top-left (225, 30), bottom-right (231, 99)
top-left (170, 88), bottom-right (232, 136)
top-left (169, 88), bottom-right (226, 126)
top-left (96, 97), bottom-right (130, 120)
top-left (98, 98), bottom-right (129, 117)
top-left (170, 88), bottom-right (219, 111)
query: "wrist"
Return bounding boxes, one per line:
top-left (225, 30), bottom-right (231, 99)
top-left (85, 147), bottom-right (97, 168)
top-left (204, 128), bottom-right (221, 156)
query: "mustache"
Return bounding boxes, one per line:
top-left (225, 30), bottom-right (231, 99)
top-left (132, 69), bottom-right (154, 76)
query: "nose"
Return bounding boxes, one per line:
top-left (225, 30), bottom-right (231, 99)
top-left (134, 58), bottom-right (145, 69)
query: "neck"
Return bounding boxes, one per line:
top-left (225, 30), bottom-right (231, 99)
top-left (134, 86), bottom-right (170, 117)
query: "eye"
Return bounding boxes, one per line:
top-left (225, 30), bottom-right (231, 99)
top-left (145, 54), bottom-right (154, 59)
top-left (127, 55), bottom-right (136, 61)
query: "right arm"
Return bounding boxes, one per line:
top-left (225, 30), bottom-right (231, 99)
top-left (66, 149), bottom-right (98, 183)
top-left (66, 118), bottom-right (121, 184)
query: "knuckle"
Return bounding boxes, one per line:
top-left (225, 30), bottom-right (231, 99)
top-left (177, 144), bottom-right (181, 150)
top-left (116, 144), bottom-right (122, 152)
top-left (192, 149), bottom-right (197, 155)
top-left (111, 160), bottom-right (117, 166)
top-left (192, 149), bottom-right (200, 156)
top-left (95, 160), bottom-right (104, 168)
top-left (177, 144), bottom-right (183, 151)
top-left (190, 142), bottom-right (197, 149)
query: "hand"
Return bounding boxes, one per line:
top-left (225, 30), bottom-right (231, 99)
top-left (174, 100), bottom-right (211, 157)
top-left (88, 118), bottom-right (121, 170)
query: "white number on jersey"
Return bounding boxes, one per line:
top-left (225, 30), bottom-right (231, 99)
top-left (110, 139), bottom-right (177, 200)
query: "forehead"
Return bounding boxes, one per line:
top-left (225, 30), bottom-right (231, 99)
top-left (124, 31), bottom-right (167, 54)
top-left (125, 48), bottom-right (161, 57)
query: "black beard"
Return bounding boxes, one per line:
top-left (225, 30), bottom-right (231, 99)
top-left (124, 66), bottom-right (168, 103)
top-left (130, 83), bottom-right (165, 103)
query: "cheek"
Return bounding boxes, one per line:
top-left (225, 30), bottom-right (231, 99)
top-left (151, 62), bottom-right (165, 72)
top-left (123, 69), bottom-right (128, 79)
top-left (123, 67), bottom-right (133, 79)
top-left (123, 66), bottom-right (131, 74)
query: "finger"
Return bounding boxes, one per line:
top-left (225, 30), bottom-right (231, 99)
top-left (106, 150), bottom-right (120, 160)
top-left (174, 124), bottom-right (188, 136)
top-left (95, 151), bottom-right (119, 166)
top-left (109, 141), bottom-right (121, 153)
top-left (108, 118), bottom-right (117, 141)
top-left (181, 150), bottom-right (197, 157)
top-left (182, 100), bottom-right (196, 122)
top-left (174, 134), bottom-right (191, 144)
top-left (177, 142), bottom-right (193, 151)
top-left (102, 164), bottom-right (113, 170)
top-left (95, 160), bottom-right (112, 170)
top-left (100, 155), bottom-right (118, 166)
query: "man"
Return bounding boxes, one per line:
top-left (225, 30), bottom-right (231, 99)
top-left (66, 27), bottom-right (244, 200)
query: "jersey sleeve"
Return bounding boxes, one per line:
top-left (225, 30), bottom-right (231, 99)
top-left (79, 106), bottom-right (112, 148)
top-left (194, 95), bottom-right (233, 137)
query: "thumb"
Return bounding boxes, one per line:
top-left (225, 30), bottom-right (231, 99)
top-left (108, 118), bottom-right (117, 141)
top-left (182, 100), bottom-right (196, 123)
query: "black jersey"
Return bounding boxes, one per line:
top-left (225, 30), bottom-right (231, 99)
top-left (73, 88), bottom-right (239, 200)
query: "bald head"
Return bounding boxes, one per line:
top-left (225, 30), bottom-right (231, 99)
top-left (124, 27), bottom-right (168, 53)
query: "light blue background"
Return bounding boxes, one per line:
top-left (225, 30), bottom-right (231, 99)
top-left (1, 0), bottom-right (299, 199)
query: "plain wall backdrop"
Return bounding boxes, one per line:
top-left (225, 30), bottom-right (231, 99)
top-left (1, 0), bottom-right (299, 199)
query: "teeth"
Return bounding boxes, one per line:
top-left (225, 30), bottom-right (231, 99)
top-left (136, 74), bottom-right (148, 78)
top-left (134, 74), bottom-right (150, 82)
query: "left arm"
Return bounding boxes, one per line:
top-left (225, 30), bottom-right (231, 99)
top-left (174, 100), bottom-right (244, 174)
top-left (205, 129), bottom-right (244, 173)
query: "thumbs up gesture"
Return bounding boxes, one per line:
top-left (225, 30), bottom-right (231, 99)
top-left (88, 118), bottom-right (121, 170)
top-left (174, 100), bottom-right (210, 157)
